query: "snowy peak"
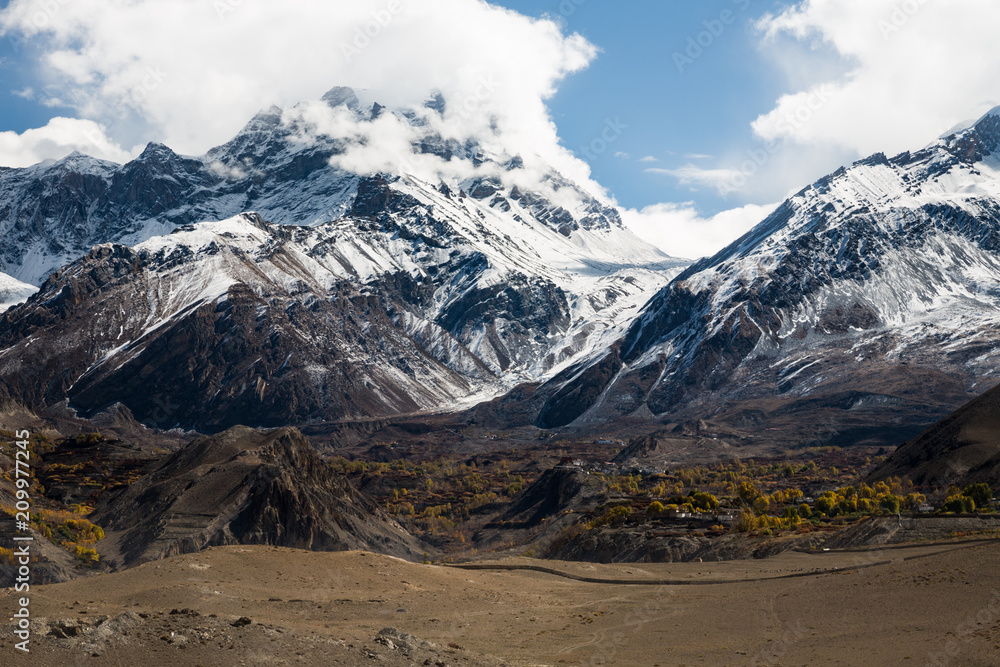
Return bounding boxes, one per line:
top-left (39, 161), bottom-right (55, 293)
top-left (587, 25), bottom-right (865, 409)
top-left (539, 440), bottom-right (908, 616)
top-left (321, 85), bottom-right (362, 111)
top-left (978, 105), bottom-right (1000, 122)
top-left (0, 83), bottom-right (663, 288)
top-left (940, 108), bottom-right (1000, 164)
top-left (0, 196), bottom-right (682, 431)
top-left (0, 82), bottom-right (689, 431)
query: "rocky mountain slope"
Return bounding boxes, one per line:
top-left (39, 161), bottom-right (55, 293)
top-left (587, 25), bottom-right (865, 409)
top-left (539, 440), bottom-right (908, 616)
top-left (519, 108), bottom-right (1000, 444)
top-left (90, 426), bottom-right (424, 567)
top-left (867, 380), bottom-right (1000, 488)
top-left (473, 465), bottom-right (606, 552)
top-left (0, 88), bottom-right (684, 430)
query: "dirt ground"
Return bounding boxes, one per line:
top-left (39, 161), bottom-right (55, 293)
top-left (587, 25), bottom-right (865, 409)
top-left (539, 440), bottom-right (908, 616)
top-left (2, 540), bottom-right (999, 666)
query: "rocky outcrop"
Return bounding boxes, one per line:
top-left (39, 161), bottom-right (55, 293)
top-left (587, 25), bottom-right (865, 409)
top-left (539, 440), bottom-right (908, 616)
top-left (867, 380), bottom-right (1000, 488)
top-left (0, 217), bottom-right (493, 430)
top-left (473, 466), bottom-right (606, 551)
top-left (90, 426), bottom-right (425, 567)
top-left (546, 526), bottom-right (823, 564)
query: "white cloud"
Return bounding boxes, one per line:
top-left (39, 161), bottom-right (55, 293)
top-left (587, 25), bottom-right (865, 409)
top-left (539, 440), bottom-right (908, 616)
top-left (0, 0), bottom-right (598, 191)
top-left (753, 0), bottom-right (1000, 158)
top-left (621, 201), bottom-right (778, 260)
top-left (614, 151), bottom-right (631, 159)
top-left (648, 164), bottom-right (745, 197)
top-left (682, 153), bottom-right (711, 160)
top-left (646, 0), bottom-right (1000, 207)
top-left (0, 117), bottom-right (130, 167)
top-left (638, 155), bottom-right (658, 163)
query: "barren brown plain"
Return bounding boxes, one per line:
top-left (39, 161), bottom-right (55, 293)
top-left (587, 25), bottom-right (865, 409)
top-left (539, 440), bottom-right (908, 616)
top-left (3, 540), bottom-right (999, 666)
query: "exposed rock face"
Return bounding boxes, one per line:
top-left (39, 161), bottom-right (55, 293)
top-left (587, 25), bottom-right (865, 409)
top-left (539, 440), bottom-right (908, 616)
top-left (867, 380), bottom-right (1000, 488)
top-left (0, 216), bottom-right (497, 430)
top-left (497, 466), bottom-right (605, 529)
top-left (90, 426), bottom-right (424, 567)
top-left (473, 466), bottom-right (606, 551)
top-left (520, 109), bottom-right (1000, 444)
top-left (0, 193), bottom-right (673, 429)
top-left (0, 105), bottom-right (357, 287)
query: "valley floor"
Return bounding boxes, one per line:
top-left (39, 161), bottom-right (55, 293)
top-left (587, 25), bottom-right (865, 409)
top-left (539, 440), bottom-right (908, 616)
top-left (2, 541), bottom-right (999, 665)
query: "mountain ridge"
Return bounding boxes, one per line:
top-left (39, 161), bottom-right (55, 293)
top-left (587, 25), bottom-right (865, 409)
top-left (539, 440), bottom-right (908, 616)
top-left (502, 110), bottom-right (1000, 444)
top-left (0, 84), bottom-right (685, 430)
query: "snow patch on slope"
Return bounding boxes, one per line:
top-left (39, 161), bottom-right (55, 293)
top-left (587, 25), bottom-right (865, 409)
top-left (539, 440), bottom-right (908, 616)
top-left (0, 272), bottom-right (36, 313)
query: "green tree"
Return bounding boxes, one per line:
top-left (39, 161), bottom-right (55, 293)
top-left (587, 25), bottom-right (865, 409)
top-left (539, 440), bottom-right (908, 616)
top-left (879, 495), bottom-right (901, 514)
top-left (942, 496), bottom-right (975, 514)
top-left (797, 503), bottom-right (812, 519)
top-left (691, 492), bottom-right (720, 511)
top-left (738, 481), bottom-right (762, 506)
top-left (733, 508), bottom-right (756, 532)
top-left (815, 495), bottom-right (836, 516)
top-left (963, 483), bottom-right (992, 508)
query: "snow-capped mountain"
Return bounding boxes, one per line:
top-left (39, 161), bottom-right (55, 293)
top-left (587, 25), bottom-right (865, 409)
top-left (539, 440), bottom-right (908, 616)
top-left (0, 88), bottom-right (684, 429)
top-left (0, 87), bottom-right (672, 288)
top-left (524, 108), bottom-right (1000, 437)
top-left (0, 88), bottom-right (363, 286)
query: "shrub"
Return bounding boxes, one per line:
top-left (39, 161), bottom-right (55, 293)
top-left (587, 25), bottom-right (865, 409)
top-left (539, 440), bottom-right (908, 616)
top-left (942, 496), bottom-right (975, 514)
top-left (963, 484), bottom-right (992, 508)
top-left (691, 492), bottom-right (719, 511)
top-left (878, 495), bottom-right (901, 514)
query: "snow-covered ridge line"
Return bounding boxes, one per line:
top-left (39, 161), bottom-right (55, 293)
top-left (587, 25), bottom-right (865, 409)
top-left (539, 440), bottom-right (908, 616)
top-left (520, 106), bottom-right (1000, 432)
top-left (0, 85), bottom-right (682, 288)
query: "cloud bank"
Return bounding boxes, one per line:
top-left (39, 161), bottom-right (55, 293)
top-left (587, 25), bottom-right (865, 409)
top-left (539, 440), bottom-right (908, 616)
top-left (0, 117), bottom-right (131, 167)
top-left (666, 0), bottom-right (1000, 206)
top-left (622, 202), bottom-right (777, 261)
top-left (0, 0), bottom-right (596, 186)
top-left (8, 1), bottom-right (996, 260)
top-left (753, 0), bottom-right (1000, 158)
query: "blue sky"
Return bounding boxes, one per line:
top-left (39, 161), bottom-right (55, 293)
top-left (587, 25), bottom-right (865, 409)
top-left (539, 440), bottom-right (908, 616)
top-left (496, 0), bottom-right (795, 213)
top-left (0, 31), bottom-right (38, 132)
top-left (1, 0), bottom-right (999, 258)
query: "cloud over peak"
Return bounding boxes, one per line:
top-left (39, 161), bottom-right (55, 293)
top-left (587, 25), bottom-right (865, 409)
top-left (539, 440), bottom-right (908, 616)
top-left (0, 0), bottom-right (597, 179)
